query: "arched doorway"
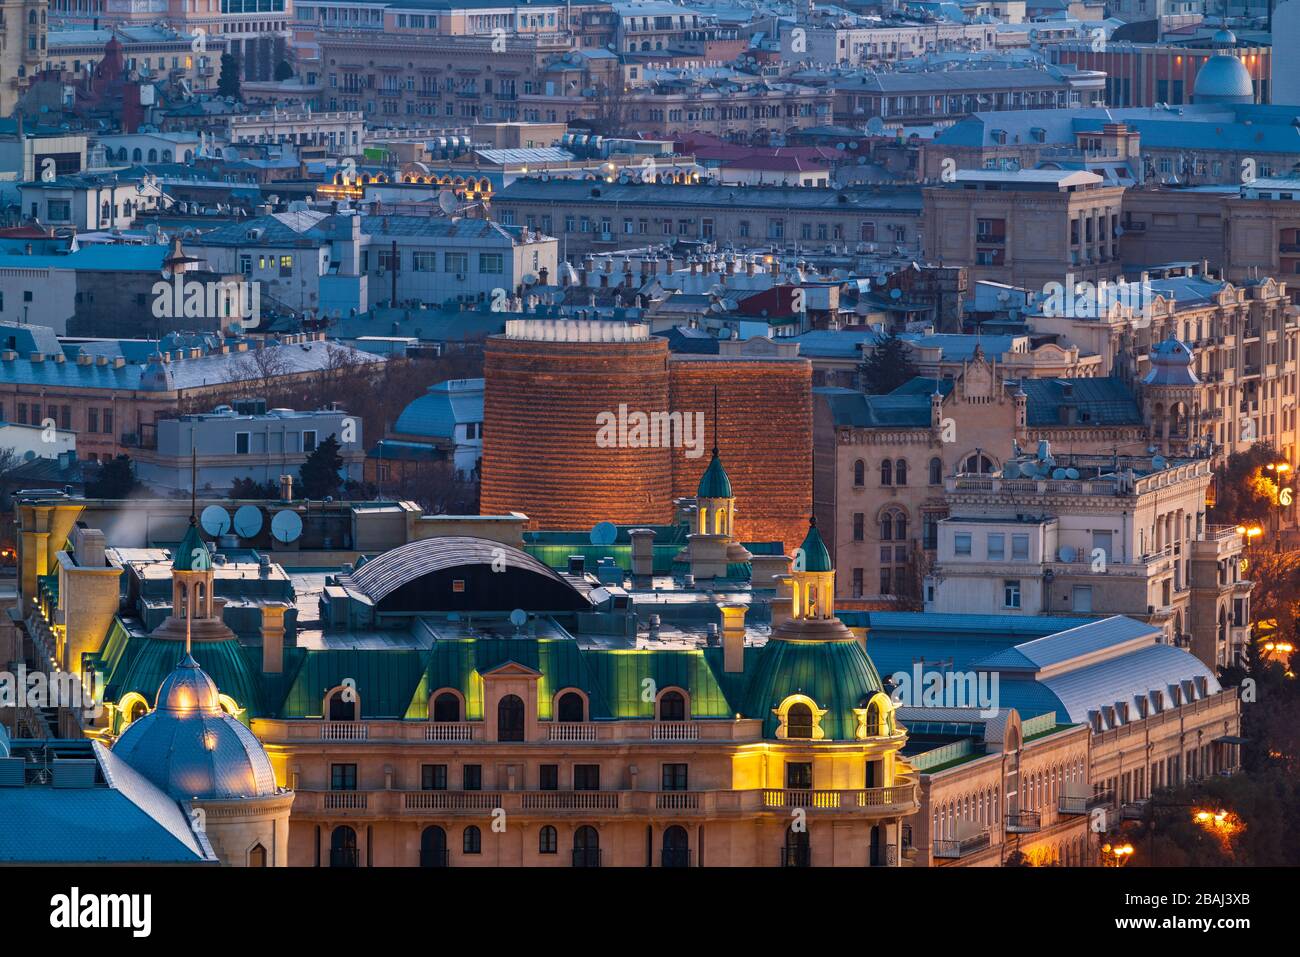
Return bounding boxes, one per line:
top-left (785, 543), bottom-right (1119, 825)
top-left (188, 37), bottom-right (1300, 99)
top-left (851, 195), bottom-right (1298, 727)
top-left (662, 826), bottom-right (690, 867)
top-left (432, 692), bottom-right (461, 722)
top-left (421, 826), bottom-right (448, 867)
top-left (556, 691), bottom-right (585, 722)
top-left (330, 826), bottom-right (358, 867)
top-left (573, 825), bottom-right (600, 867)
top-left (783, 825), bottom-right (810, 867)
top-left (498, 694), bottom-right (525, 741)
top-left (248, 843), bottom-right (267, 867)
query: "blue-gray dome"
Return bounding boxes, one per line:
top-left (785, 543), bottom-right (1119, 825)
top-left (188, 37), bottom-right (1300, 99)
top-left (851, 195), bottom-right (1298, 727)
top-left (1194, 54), bottom-right (1254, 103)
top-left (1212, 29), bottom-right (1237, 47)
top-left (1143, 337), bottom-right (1200, 386)
top-left (112, 654), bottom-right (278, 801)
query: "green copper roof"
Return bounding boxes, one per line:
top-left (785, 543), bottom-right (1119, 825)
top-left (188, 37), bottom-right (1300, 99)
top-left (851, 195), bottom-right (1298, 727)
top-left (797, 519), bottom-right (833, 573)
top-left (742, 639), bottom-right (884, 740)
top-left (697, 450), bottom-right (733, 499)
top-left (102, 635), bottom-right (266, 722)
top-left (171, 520), bottom-right (207, 571)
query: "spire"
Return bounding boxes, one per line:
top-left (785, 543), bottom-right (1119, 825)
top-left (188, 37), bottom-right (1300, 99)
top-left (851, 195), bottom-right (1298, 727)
top-left (711, 385), bottom-right (719, 457)
top-left (189, 447), bottom-right (197, 527)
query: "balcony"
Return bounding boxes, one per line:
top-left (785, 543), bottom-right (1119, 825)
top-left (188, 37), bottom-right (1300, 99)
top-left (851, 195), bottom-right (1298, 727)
top-left (321, 722), bottom-right (369, 741)
top-left (425, 722), bottom-right (479, 742)
top-left (1058, 788), bottom-right (1113, 815)
top-left (1005, 810), bottom-right (1042, 833)
top-left (548, 722), bottom-right (597, 742)
top-left (933, 829), bottom-right (991, 859)
top-left (761, 782), bottom-right (917, 813)
top-left (294, 783), bottom-right (918, 819)
top-left (650, 721), bottom-right (699, 741)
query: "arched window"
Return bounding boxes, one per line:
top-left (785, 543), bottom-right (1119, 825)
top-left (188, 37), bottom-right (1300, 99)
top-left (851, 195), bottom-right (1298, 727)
top-left (963, 453), bottom-right (995, 474)
top-left (497, 694), bottom-right (525, 741)
top-left (880, 512), bottom-right (894, 541)
top-left (162, 150), bottom-right (173, 162)
top-left (929, 457), bottom-right (943, 485)
top-left (539, 825), bottom-right (558, 854)
top-left (132, 148), bottom-right (142, 162)
top-left (787, 703), bottom-right (814, 739)
top-left (248, 843), bottom-right (267, 867)
top-left (328, 689), bottom-right (357, 721)
top-left (147, 148), bottom-right (158, 162)
top-left (330, 826), bottom-right (357, 867)
top-left (658, 690), bottom-right (687, 721)
top-left (573, 825), bottom-right (600, 867)
top-left (895, 459), bottom-right (908, 485)
top-left (421, 826), bottom-right (448, 867)
top-left (783, 824), bottom-right (810, 867)
top-left (662, 825), bottom-right (690, 868)
top-left (557, 692), bottom-right (585, 722)
top-left (463, 825), bottom-right (482, 854)
top-left (880, 460), bottom-right (893, 485)
top-left (853, 459), bottom-right (865, 486)
top-left (432, 692), bottom-right (460, 722)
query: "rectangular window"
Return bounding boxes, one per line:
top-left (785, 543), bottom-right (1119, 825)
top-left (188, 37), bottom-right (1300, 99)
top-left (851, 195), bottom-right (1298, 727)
top-left (661, 763), bottom-right (688, 791)
top-left (786, 762), bottom-right (812, 789)
top-left (330, 764), bottom-right (357, 790)
top-left (421, 764), bottom-right (447, 790)
top-left (16, 403), bottom-right (26, 425)
top-left (236, 432), bottom-right (250, 454)
top-left (955, 533), bottom-right (972, 556)
top-left (444, 252), bottom-right (468, 274)
top-left (412, 251), bottom-right (437, 271)
top-left (1012, 534), bottom-right (1030, 561)
top-left (463, 764), bottom-right (482, 790)
top-left (852, 513), bottom-right (864, 541)
top-left (478, 253), bottom-right (504, 274)
top-left (279, 255), bottom-right (293, 277)
top-left (103, 409), bottom-right (114, 435)
top-left (1072, 585), bottom-right (1093, 613)
top-left (987, 534), bottom-right (1004, 560)
top-left (573, 764), bottom-right (600, 790)
top-left (303, 430), bottom-right (318, 453)
top-left (1004, 580), bottom-right (1022, 609)
top-left (88, 408), bottom-right (99, 433)
top-left (539, 764), bottom-right (558, 790)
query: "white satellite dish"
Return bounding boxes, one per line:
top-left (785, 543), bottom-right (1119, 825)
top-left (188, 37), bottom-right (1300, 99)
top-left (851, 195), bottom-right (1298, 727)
top-left (233, 505), bottom-right (264, 538)
top-left (437, 190), bottom-right (458, 216)
top-left (271, 509), bottom-right (303, 543)
top-left (590, 521), bottom-right (617, 546)
top-left (200, 505), bottom-right (232, 537)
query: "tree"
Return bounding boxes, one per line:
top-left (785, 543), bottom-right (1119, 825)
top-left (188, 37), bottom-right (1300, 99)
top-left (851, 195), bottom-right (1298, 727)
top-left (86, 455), bottom-right (140, 499)
top-left (860, 330), bottom-right (920, 394)
top-left (1208, 442), bottom-right (1283, 529)
top-left (230, 476), bottom-right (280, 499)
top-left (299, 434), bottom-right (345, 500)
top-left (273, 59), bottom-right (294, 82)
top-left (218, 53), bottom-right (242, 100)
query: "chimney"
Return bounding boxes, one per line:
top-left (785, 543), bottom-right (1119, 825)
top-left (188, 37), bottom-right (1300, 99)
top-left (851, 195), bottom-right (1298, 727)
top-left (720, 604), bottom-right (746, 672)
top-left (628, 527), bottom-right (655, 580)
top-left (279, 474), bottom-right (294, 501)
top-left (260, 602), bottom-right (289, 674)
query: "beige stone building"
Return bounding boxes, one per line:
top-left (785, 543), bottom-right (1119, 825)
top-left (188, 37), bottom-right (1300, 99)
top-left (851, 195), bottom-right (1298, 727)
top-left (814, 352), bottom-right (1147, 605)
top-left (923, 169), bottom-right (1126, 293)
top-left (1, 0), bottom-right (47, 116)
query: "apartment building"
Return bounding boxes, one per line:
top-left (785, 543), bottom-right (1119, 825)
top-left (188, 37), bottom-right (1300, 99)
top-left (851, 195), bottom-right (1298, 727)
top-left (492, 179), bottom-right (923, 260)
top-left (926, 451), bottom-right (1251, 668)
top-left (922, 169), bottom-right (1126, 291)
top-left (0, 0), bottom-right (47, 116)
top-left (813, 354), bottom-right (1147, 604)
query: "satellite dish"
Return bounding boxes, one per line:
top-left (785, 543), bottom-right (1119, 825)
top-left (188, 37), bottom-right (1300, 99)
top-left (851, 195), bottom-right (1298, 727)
top-left (866, 117), bottom-right (885, 135)
top-left (1052, 468), bottom-right (1068, 479)
top-left (1065, 468), bottom-right (1080, 480)
top-left (1152, 455), bottom-right (1167, 470)
top-left (509, 608), bottom-right (528, 628)
top-left (200, 505), bottom-right (232, 537)
top-left (233, 505), bottom-right (264, 538)
top-left (437, 190), bottom-right (458, 215)
top-left (1003, 462), bottom-right (1020, 478)
top-left (271, 509), bottom-right (303, 544)
top-left (590, 521), bottom-right (617, 547)
top-left (1059, 545), bottom-right (1077, 563)
top-left (889, 288), bottom-right (902, 300)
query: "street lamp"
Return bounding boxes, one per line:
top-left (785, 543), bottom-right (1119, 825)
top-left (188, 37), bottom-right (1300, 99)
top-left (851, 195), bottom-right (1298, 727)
top-left (1101, 841), bottom-right (1135, 867)
top-left (1264, 461), bottom-right (1292, 552)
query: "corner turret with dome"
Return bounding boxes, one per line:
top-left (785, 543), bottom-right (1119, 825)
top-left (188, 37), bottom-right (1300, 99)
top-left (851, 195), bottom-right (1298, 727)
top-left (112, 649), bottom-right (294, 865)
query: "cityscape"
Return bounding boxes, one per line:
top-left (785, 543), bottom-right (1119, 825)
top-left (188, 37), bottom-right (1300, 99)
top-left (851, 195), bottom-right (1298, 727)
top-left (0, 0), bottom-right (1293, 914)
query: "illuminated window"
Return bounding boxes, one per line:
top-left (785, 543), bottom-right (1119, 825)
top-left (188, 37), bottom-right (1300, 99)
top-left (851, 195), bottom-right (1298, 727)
top-left (787, 703), bottom-right (814, 739)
